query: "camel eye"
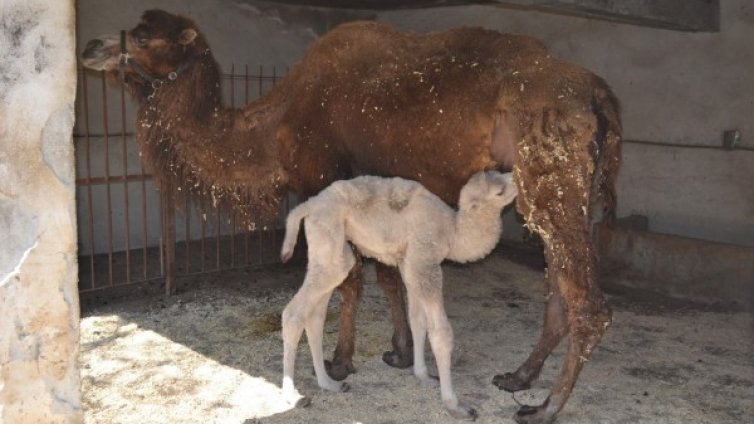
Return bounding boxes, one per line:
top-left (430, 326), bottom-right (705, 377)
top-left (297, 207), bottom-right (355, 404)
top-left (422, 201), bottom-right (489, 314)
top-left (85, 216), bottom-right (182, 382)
top-left (136, 37), bottom-right (149, 48)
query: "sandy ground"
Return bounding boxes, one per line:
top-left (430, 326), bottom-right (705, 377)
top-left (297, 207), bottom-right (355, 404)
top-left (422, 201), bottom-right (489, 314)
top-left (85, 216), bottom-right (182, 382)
top-left (80, 245), bottom-right (754, 424)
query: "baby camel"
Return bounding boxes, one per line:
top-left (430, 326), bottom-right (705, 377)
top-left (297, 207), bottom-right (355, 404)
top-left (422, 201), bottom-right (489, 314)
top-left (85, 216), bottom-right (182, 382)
top-left (280, 171), bottom-right (518, 420)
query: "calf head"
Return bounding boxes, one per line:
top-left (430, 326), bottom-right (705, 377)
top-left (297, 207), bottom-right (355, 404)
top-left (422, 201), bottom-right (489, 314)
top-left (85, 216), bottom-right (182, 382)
top-left (458, 171), bottom-right (518, 212)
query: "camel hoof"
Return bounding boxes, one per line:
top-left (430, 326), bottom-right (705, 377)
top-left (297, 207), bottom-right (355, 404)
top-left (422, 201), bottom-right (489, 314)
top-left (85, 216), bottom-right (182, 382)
top-left (382, 350), bottom-right (413, 369)
top-left (492, 372), bottom-right (530, 392)
top-left (447, 405), bottom-right (478, 421)
top-left (324, 359), bottom-right (355, 381)
top-left (513, 404), bottom-right (556, 424)
top-left (295, 396), bottom-right (312, 408)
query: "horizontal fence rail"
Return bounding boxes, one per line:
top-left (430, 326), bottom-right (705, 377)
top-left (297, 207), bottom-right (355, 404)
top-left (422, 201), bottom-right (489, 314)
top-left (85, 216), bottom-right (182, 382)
top-left (75, 65), bottom-right (294, 297)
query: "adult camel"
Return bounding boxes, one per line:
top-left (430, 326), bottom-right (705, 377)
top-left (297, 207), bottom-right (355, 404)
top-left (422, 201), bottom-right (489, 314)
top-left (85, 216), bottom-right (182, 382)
top-left (81, 9), bottom-right (621, 423)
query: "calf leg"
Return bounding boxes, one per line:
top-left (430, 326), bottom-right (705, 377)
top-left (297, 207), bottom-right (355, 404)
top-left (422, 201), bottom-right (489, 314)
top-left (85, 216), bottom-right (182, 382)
top-left (403, 262), bottom-right (476, 420)
top-left (282, 219), bottom-right (354, 403)
top-left (281, 281), bottom-right (317, 406)
top-left (406, 285), bottom-right (431, 383)
top-left (326, 251), bottom-right (363, 380)
top-left (307, 290), bottom-right (351, 393)
top-left (493, 272), bottom-right (567, 392)
top-left (376, 263), bottom-right (414, 368)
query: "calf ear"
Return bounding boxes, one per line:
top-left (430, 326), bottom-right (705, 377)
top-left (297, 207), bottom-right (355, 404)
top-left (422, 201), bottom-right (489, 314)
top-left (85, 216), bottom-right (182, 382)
top-left (179, 28), bottom-right (197, 45)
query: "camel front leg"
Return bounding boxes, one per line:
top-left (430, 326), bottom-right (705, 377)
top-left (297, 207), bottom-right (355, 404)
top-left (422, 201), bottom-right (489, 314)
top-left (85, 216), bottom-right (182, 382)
top-left (325, 252), bottom-right (363, 381)
top-left (493, 270), bottom-right (567, 392)
top-left (376, 262), bottom-right (414, 368)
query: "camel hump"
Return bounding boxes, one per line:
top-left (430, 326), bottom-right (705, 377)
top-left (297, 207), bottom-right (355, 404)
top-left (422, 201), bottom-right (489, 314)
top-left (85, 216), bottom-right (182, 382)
top-left (323, 20), bottom-right (549, 58)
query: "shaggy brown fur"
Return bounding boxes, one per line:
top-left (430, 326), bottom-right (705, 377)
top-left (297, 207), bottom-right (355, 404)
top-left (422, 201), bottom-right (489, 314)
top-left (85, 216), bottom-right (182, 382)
top-left (82, 10), bottom-right (621, 424)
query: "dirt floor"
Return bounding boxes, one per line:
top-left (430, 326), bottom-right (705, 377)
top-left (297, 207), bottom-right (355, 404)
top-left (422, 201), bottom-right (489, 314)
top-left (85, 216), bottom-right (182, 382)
top-left (80, 244), bottom-right (754, 424)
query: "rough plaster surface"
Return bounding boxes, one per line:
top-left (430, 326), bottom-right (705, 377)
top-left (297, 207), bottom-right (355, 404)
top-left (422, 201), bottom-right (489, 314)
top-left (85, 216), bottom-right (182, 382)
top-left (0, 0), bottom-right (82, 422)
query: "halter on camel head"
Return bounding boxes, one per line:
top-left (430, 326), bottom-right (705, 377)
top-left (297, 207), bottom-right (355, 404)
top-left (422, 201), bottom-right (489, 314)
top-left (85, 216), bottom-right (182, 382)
top-left (117, 29), bottom-right (206, 96)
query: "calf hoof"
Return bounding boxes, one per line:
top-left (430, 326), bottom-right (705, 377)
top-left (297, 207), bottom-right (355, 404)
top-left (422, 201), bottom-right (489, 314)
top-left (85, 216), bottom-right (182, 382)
top-left (382, 350), bottom-right (413, 369)
top-left (319, 379), bottom-right (351, 393)
top-left (492, 372), bottom-right (531, 392)
top-left (295, 396), bottom-right (312, 408)
top-left (419, 374), bottom-right (440, 388)
top-left (326, 381), bottom-right (350, 393)
top-left (324, 359), bottom-right (355, 381)
top-left (447, 404), bottom-right (478, 421)
top-left (514, 404), bottom-right (556, 424)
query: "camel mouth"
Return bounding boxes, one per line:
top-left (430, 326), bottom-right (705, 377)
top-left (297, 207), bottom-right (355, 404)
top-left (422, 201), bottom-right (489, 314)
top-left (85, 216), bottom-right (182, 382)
top-left (81, 34), bottom-right (120, 71)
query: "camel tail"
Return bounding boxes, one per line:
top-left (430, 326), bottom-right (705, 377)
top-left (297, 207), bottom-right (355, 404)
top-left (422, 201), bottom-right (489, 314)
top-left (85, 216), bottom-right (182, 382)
top-left (591, 79), bottom-right (623, 226)
top-left (280, 201), bottom-right (310, 263)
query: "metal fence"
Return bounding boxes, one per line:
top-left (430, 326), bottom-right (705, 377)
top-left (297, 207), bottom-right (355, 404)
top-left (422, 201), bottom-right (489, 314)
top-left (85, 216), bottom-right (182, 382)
top-left (74, 65), bottom-right (293, 297)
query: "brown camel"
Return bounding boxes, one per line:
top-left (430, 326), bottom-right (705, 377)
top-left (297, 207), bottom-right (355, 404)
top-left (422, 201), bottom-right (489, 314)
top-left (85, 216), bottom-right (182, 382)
top-left (81, 10), bottom-right (621, 424)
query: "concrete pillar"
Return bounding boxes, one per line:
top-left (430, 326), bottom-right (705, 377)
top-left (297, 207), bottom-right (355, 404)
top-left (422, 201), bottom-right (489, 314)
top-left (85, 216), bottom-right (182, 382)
top-left (0, 0), bottom-right (82, 422)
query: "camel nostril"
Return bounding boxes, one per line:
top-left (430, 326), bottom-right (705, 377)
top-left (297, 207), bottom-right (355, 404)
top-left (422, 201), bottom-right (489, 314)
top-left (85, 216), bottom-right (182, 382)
top-left (82, 39), bottom-right (104, 57)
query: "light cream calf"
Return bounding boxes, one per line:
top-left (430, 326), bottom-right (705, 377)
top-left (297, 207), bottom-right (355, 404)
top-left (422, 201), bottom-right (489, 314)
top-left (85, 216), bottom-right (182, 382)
top-left (280, 171), bottom-right (518, 420)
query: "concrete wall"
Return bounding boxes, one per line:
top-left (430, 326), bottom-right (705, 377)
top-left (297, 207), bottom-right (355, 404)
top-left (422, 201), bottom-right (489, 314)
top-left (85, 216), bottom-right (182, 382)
top-left (75, 0), bottom-right (754, 251)
top-left (0, 0), bottom-right (82, 422)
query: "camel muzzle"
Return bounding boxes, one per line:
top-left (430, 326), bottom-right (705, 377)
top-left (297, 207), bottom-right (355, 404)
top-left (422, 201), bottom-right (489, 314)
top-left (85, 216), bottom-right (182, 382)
top-left (82, 39), bottom-right (103, 58)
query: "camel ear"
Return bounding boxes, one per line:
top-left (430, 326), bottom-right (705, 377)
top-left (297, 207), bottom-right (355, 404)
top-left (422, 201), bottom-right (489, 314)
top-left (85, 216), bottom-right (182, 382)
top-left (179, 29), bottom-right (197, 45)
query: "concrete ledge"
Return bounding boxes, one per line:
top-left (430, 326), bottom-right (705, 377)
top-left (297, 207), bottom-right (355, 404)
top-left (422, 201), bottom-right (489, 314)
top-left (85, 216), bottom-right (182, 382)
top-left (597, 223), bottom-right (754, 310)
top-left (495, 0), bottom-right (720, 32)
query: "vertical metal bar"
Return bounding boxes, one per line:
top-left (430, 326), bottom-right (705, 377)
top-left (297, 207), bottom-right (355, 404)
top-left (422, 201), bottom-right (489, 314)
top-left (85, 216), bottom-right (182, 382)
top-left (100, 72), bottom-right (114, 286)
top-left (120, 80), bottom-right (131, 283)
top-left (230, 63), bottom-right (235, 106)
top-left (163, 182), bottom-right (177, 295)
top-left (215, 201), bottom-right (221, 270)
top-left (200, 197), bottom-right (206, 272)
top-left (185, 195), bottom-right (191, 274)
top-left (82, 70), bottom-right (97, 289)
top-left (258, 66), bottom-right (264, 265)
top-left (140, 162), bottom-right (148, 280)
top-left (243, 64), bottom-right (250, 266)
top-left (271, 66), bottom-right (278, 255)
top-left (229, 64), bottom-right (236, 268)
top-left (159, 190), bottom-right (164, 277)
top-left (244, 65), bottom-right (249, 103)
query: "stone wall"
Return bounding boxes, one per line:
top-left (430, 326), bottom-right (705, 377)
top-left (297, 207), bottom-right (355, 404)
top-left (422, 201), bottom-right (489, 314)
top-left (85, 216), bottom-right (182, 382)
top-left (0, 0), bottom-right (82, 422)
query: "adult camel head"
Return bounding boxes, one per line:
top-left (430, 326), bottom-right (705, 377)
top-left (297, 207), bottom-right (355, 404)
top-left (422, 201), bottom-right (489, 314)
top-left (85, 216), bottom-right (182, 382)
top-left (82, 10), bottom-right (207, 95)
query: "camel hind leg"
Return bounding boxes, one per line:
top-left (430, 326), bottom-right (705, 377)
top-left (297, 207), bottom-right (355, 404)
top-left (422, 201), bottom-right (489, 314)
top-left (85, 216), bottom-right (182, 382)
top-left (503, 106), bottom-right (614, 424)
top-left (325, 251), bottom-right (363, 381)
top-left (376, 262), bottom-right (414, 369)
top-left (512, 236), bottom-right (611, 424)
top-left (492, 272), bottom-right (567, 392)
